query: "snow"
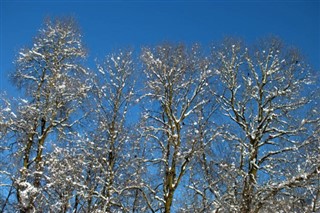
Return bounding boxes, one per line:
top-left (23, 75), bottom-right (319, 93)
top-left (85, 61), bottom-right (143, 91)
top-left (3, 107), bottom-right (10, 112)
top-left (10, 112), bottom-right (17, 118)
top-left (58, 84), bottom-right (66, 89)
top-left (0, 26), bottom-right (318, 212)
top-left (304, 81), bottom-right (312, 85)
top-left (17, 181), bottom-right (38, 208)
top-left (21, 99), bottom-right (28, 103)
top-left (19, 52), bottom-right (27, 57)
top-left (30, 50), bottom-right (45, 59)
top-left (250, 132), bottom-right (256, 140)
top-left (98, 67), bottom-right (105, 74)
top-left (247, 77), bottom-right (252, 86)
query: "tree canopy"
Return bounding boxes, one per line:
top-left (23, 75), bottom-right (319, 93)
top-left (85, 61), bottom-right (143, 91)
top-left (0, 18), bottom-right (319, 213)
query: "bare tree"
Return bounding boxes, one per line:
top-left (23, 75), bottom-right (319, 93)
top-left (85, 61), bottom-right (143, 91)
top-left (3, 18), bottom-right (90, 212)
top-left (1, 20), bottom-right (319, 212)
top-left (140, 43), bottom-right (216, 212)
top-left (77, 50), bottom-right (138, 212)
top-left (203, 37), bottom-right (320, 212)
top-left (0, 96), bottom-right (16, 211)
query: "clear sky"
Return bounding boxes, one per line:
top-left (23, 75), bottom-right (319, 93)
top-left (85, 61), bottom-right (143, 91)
top-left (1, 0), bottom-right (319, 96)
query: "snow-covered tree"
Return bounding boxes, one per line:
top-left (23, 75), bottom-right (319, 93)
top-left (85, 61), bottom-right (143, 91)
top-left (140, 44), bottom-right (217, 212)
top-left (0, 96), bottom-right (16, 211)
top-left (1, 18), bottom-right (319, 212)
top-left (194, 37), bottom-right (320, 212)
top-left (1, 18), bottom-right (90, 211)
top-left (73, 50), bottom-right (139, 212)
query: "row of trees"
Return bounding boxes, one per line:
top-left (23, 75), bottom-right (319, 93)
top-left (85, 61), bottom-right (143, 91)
top-left (0, 18), bottom-right (319, 212)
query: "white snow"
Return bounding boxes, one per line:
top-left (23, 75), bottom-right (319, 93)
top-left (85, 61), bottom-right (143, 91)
top-left (58, 84), bottom-right (66, 89)
top-left (3, 107), bottom-right (10, 112)
top-left (10, 112), bottom-right (17, 118)
top-left (172, 134), bottom-right (178, 138)
top-left (21, 99), bottom-right (28, 104)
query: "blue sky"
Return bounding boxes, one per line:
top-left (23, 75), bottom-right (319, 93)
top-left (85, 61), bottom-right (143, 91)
top-left (1, 1), bottom-right (319, 95)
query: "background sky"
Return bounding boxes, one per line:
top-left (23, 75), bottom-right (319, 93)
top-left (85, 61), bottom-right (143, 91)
top-left (0, 0), bottom-right (319, 96)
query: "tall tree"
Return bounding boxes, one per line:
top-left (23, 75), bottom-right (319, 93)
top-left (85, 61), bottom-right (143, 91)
top-left (4, 18), bottom-right (89, 212)
top-left (140, 44), bottom-right (216, 212)
top-left (1, 19), bottom-right (319, 212)
top-left (193, 37), bottom-right (319, 212)
top-left (76, 50), bottom-right (138, 212)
